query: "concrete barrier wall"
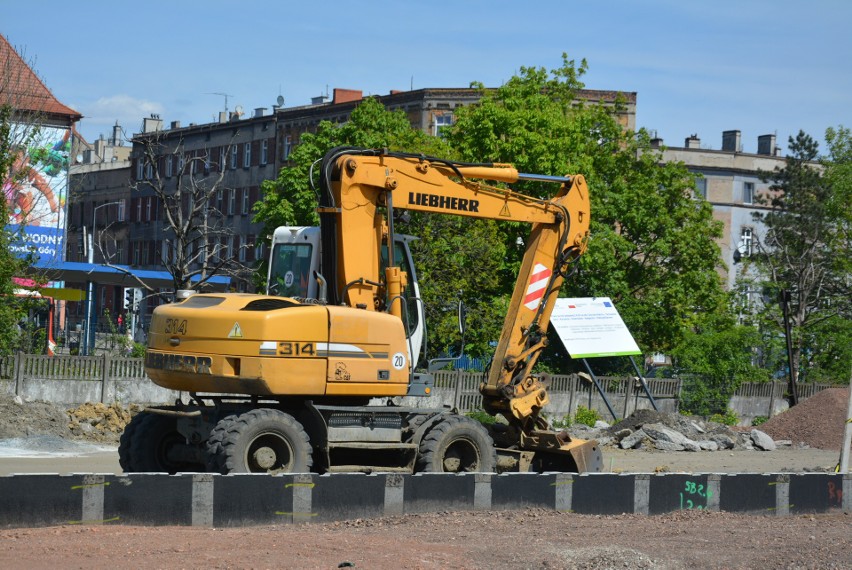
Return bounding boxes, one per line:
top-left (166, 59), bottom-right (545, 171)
top-left (0, 472), bottom-right (847, 528)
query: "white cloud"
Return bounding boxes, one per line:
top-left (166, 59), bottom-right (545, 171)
top-left (75, 95), bottom-right (164, 142)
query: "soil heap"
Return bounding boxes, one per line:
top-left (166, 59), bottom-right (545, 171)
top-left (0, 395), bottom-right (139, 444)
top-left (759, 387), bottom-right (851, 451)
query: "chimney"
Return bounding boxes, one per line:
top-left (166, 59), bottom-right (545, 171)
top-left (254, 107), bottom-right (266, 118)
top-left (219, 111), bottom-right (228, 124)
top-left (93, 137), bottom-right (105, 161)
top-left (685, 134), bottom-right (701, 149)
top-left (757, 134), bottom-right (776, 156)
top-left (170, 120), bottom-right (181, 129)
top-left (332, 88), bottom-right (363, 104)
top-left (111, 122), bottom-right (122, 146)
top-left (722, 130), bottom-right (741, 152)
top-left (650, 130), bottom-right (663, 149)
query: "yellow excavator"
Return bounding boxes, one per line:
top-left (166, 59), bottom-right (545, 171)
top-left (119, 147), bottom-right (603, 474)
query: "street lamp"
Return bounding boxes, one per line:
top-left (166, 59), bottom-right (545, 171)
top-left (82, 200), bottom-right (122, 355)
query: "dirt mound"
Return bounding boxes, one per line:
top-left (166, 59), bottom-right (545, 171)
top-left (67, 402), bottom-right (141, 443)
top-left (0, 395), bottom-right (71, 439)
top-left (0, 395), bottom-right (139, 444)
top-left (760, 387), bottom-right (851, 451)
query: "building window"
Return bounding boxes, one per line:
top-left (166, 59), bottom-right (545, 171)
top-left (230, 146), bottom-right (238, 169)
top-left (166, 155), bottom-right (173, 178)
top-left (145, 197), bottom-right (152, 221)
top-left (238, 235), bottom-right (246, 262)
top-left (241, 188), bottom-right (249, 215)
top-left (244, 142), bottom-right (251, 168)
top-left (694, 177), bottom-right (707, 200)
top-left (283, 135), bottom-right (292, 159)
top-left (145, 162), bottom-right (153, 180)
top-left (743, 182), bottom-right (754, 204)
top-left (433, 113), bottom-right (454, 137)
top-left (260, 139), bottom-right (268, 165)
top-left (219, 148), bottom-right (226, 172)
top-left (216, 189), bottom-right (223, 214)
top-left (228, 189), bottom-right (236, 215)
top-left (740, 227), bottom-right (753, 257)
top-left (136, 159), bottom-right (143, 181)
top-left (117, 200), bottom-right (126, 222)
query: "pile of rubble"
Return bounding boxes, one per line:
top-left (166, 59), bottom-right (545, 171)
top-left (0, 395), bottom-right (140, 444)
top-left (568, 409), bottom-right (779, 452)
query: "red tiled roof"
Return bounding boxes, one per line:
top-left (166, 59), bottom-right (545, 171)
top-left (0, 34), bottom-right (82, 125)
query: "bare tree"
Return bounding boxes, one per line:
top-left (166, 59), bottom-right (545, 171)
top-left (105, 127), bottom-right (253, 299)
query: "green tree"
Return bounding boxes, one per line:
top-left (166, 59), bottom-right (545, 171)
top-left (673, 310), bottom-right (771, 415)
top-left (747, 129), bottom-right (852, 385)
top-left (447, 54), bottom-right (727, 353)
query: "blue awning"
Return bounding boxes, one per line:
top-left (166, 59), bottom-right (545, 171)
top-left (27, 259), bottom-right (231, 291)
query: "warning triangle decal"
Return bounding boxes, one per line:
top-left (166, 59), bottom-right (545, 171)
top-left (228, 322), bottom-right (243, 338)
top-left (499, 203), bottom-right (511, 217)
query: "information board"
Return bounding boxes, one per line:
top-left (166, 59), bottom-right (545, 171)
top-left (551, 297), bottom-right (641, 358)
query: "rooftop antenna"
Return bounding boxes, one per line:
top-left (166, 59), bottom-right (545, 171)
top-left (207, 92), bottom-right (233, 112)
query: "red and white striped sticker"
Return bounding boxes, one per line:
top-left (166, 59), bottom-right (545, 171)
top-left (523, 263), bottom-right (552, 310)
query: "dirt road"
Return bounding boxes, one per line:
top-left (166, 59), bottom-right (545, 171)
top-left (0, 442), bottom-right (840, 476)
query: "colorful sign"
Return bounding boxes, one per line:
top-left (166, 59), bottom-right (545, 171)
top-left (3, 125), bottom-right (69, 263)
top-left (551, 297), bottom-right (641, 358)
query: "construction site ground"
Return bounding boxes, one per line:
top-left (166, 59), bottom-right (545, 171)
top-left (0, 390), bottom-right (850, 569)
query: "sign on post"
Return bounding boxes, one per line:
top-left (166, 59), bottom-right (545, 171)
top-left (551, 297), bottom-right (641, 358)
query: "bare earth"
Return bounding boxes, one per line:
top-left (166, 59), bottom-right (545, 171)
top-left (0, 390), bottom-right (850, 569)
top-left (0, 508), bottom-right (849, 569)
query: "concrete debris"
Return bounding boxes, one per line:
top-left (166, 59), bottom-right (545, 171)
top-left (750, 429), bottom-right (776, 451)
top-left (584, 409), bottom-right (778, 453)
top-left (619, 429), bottom-right (647, 449)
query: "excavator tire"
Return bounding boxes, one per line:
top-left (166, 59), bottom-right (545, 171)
top-left (204, 413), bottom-right (239, 472)
top-left (118, 412), bottom-right (143, 472)
top-left (127, 413), bottom-right (203, 474)
top-left (207, 409), bottom-right (313, 474)
top-left (416, 416), bottom-right (497, 473)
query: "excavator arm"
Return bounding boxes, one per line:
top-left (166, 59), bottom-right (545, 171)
top-left (316, 148), bottom-right (590, 429)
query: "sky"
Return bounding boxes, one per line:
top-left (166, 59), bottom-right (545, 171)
top-left (2, 0), bottom-right (849, 155)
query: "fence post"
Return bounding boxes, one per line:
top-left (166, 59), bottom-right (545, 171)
top-left (452, 369), bottom-right (463, 410)
top-left (622, 377), bottom-right (631, 418)
top-left (14, 352), bottom-right (23, 396)
top-left (767, 381), bottom-right (777, 419)
top-left (568, 375), bottom-right (576, 418)
top-left (101, 354), bottom-right (110, 403)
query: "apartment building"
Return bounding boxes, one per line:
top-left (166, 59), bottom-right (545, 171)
top-left (657, 130), bottom-right (786, 302)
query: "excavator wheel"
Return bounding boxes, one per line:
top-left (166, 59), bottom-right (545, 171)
top-left (118, 412), bottom-right (143, 472)
top-left (416, 416), bottom-right (497, 473)
top-left (207, 409), bottom-right (313, 474)
top-left (127, 413), bottom-right (204, 474)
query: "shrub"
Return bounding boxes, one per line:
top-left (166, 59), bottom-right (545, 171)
top-left (751, 415), bottom-right (768, 427)
top-left (574, 405), bottom-right (600, 427)
top-left (709, 408), bottom-right (739, 426)
top-left (466, 408), bottom-right (496, 425)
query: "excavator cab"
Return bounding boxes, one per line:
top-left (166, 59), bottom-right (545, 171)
top-left (268, 226), bottom-right (426, 368)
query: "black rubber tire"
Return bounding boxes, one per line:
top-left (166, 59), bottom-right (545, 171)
top-left (118, 412), bottom-right (143, 472)
top-left (416, 416), bottom-right (497, 473)
top-left (127, 413), bottom-right (199, 474)
top-left (208, 409), bottom-right (313, 474)
top-left (205, 413), bottom-right (239, 473)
